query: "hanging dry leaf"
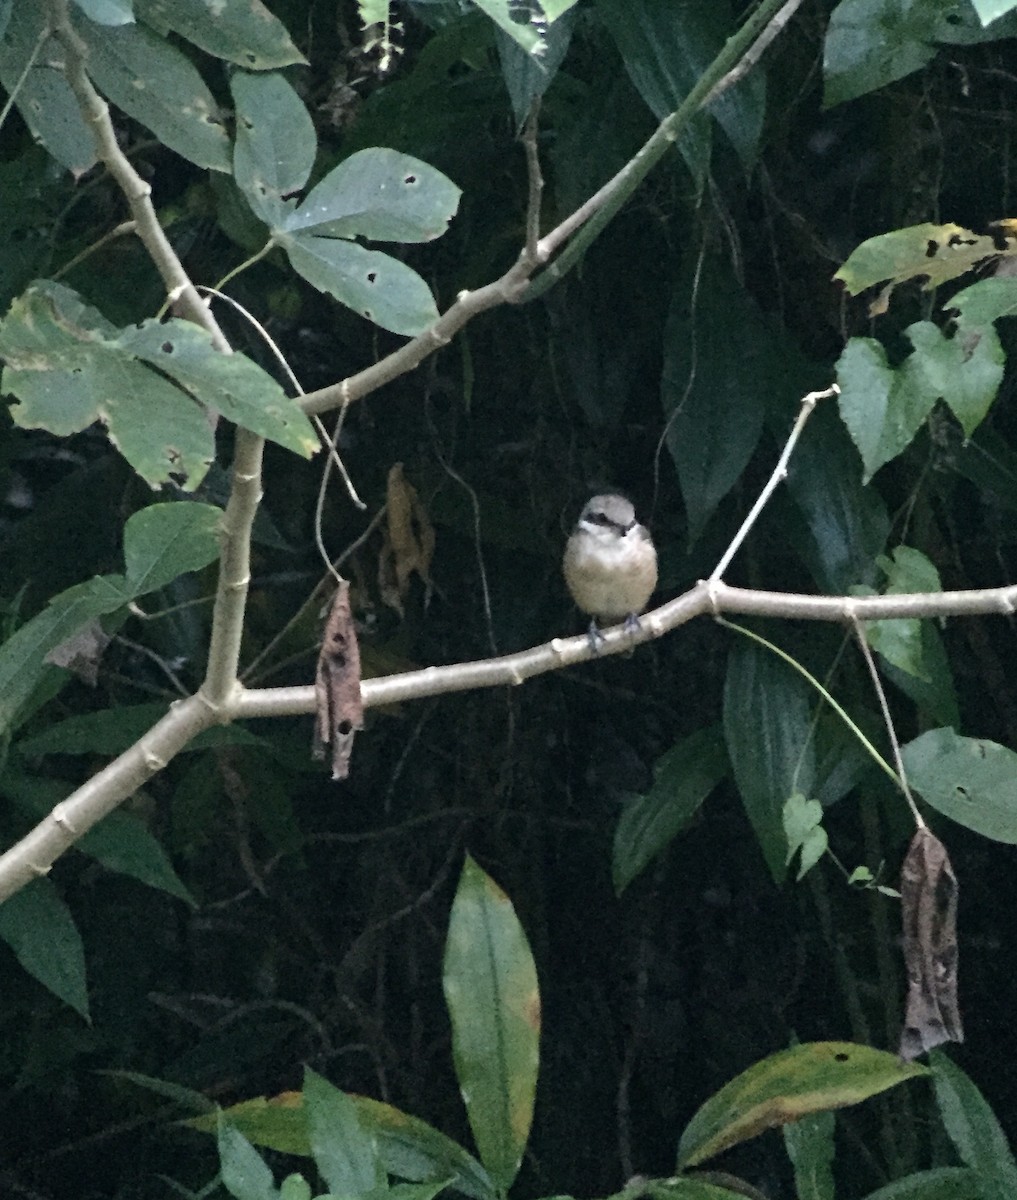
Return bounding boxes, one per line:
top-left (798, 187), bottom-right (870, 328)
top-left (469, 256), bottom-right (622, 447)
top-left (378, 462), bottom-right (434, 615)
top-left (313, 581), bottom-right (364, 781)
top-left (898, 826), bottom-right (963, 1061)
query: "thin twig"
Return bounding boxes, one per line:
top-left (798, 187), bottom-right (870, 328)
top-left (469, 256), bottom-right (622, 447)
top-left (52, 220), bottom-right (137, 280)
top-left (521, 99), bottom-right (544, 266)
top-left (710, 385), bottom-right (838, 581)
top-left (849, 613), bottom-right (926, 829)
top-left (701, 0), bottom-right (808, 108)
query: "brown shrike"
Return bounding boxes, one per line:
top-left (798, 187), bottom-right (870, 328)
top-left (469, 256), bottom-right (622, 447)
top-left (563, 494), bottom-right (658, 646)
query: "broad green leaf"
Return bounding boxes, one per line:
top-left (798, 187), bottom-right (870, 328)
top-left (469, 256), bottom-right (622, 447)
top-left (75, 16), bottom-right (231, 172)
top-left (835, 223), bottom-right (1003, 298)
top-left (971, 0), bottom-right (1017, 21)
top-left (898, 320), bottom-right (1002, 439)
top-left (861, 1167), bottom-right (986, 1200)
top-left (137, 0), bottom-right (305, 68)
top-left (188, 1093), bottom-right (497, 1200)
top-left (902, 727), bottom-right (1017, 842)
top-left (0, 0), bottom-right (11, 39)
top-left (612, 726), bottom-right (728, 894)
top-left (303, 1069), bottom-right (385, 1197)
top-left (880, 624), bottom-right (959, 729)
top-left (784, 400), bottom-right (889, 593)
top-left (676, 1042), bottom-right (927, 1170)
top-left (388, 1182), bottom-right (454, 1200)
top-left (824, 0), bottom-right (937, 107)
top-left (442, 855), bottom-right (539, 1191)
top-left (931, 1051), bottom-right (1017, 1200)
top-left (0, 500), bottom-right (220, 733)
top-left (783, 1109), bottom-right (835, 1200)
top-left (835, 336), bottom-right (930, 483)
top-left (74, 0), bottom-right (135, 23)
top-left (864, 546), bottom-right (941, 678)
top-left (596, 0), bottom-right (709, 181)
top-left (722, 638), bottom-right (816, 883)
top-left (0, 282), bottom-right (314, 486)
top-left (280, 1177), bottom-right (312, 1200)
top-left (78, 810), bottom-right (194, 903)
top-left (121, 502), bottom-right (222, 594)
top-left (647, 1183), bottom-right (747, 1200)
top-left (283, 149), bottom-right (462, 243)
top-left (661, 259), bottom-right (768, 542)
top-left (949, 276), bottom-right (1017, 326)
top-left (117, 322), bottom-right (317, 457)
top-left (279, 233), bottom-right (440, 336)
top-left (231, 71), bottom-right (316, 227)
top-left (16, 703), bottom-right (259, 756)
top-left (0, 4), bottom-right (96, 175)
top-left (0, 577), bottom-right (127, 734)
top-left (497, 10), bottom-right (576, 129)
top-left (782, 793), bottom-right (828, 882)
top-left (101, 1067), bottom-right (216, 1112)
top-left (0, 877), bottom-right (90, 1018)
top-left (471, 0), bottom-right (544, 54)
top-left (219, 1120), bottom-right (280, 1200)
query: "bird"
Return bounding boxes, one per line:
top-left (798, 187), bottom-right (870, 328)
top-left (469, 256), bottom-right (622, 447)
top-left (563, 494), bottom-right (658, 648)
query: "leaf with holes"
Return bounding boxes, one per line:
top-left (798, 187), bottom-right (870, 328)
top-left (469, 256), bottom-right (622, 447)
top-left (279, 232), bottom-right (439, 336)
top-left (137, 0), bottom-right (305, 69)
top-left (231, 71), bottom-right (316, 227)
top-left (75, 14), bottom-right (231, 172)
top-left (902, 728), bottom-right (1017, 843)
top-left (0, 281), bottom-right (315, 489)
top-left (283, 149), bottom-right (461, 244)
top-left (677, 1043), bottom-right (927, 1170)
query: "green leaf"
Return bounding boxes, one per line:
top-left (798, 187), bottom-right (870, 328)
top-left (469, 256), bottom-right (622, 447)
top-left (661, 258), bottom-right (767, 542)
top-left (864, 545), bottom-right (941, 677)
top-left (219, 1119), bottom-right (281, 1200)
top-left (283, 149), bottom-right (462, 244)
top-left (0, 877), bottom-right (90, 1018)
top-left (121, 501), bottom-right (222, 593)
top-left (835, 222), bottom-right (1000, 298)
top-left (860, 1167), bottom-right (986, 1200)
top-left (647, 1183), bottom-right (748, 1200)
top-left (496, 10), bottom-right (576, 129)
top-left (231, 71), bottom-right (316, 227)
top-left (15, 703), bottom-right (259, 756)
top-left (722, 638), bottom-right (816, 883)
top-left (279, 1177), bottom-right (312, 1200)
top-left (970, 0), bottom-right (1017, 22)
top-left (75, 15), bottom-right (231, 172)
top-left (137, 0), bottom-right (305, 68)
top-left (117, 322), bottom-right (318, 458)
top-left (442, 855), bottom-right (539, 1191)
top-left (784, 400), bottom-right (889, 593)
top-left (189, 1093), bottom-right (497, 1200)
top-left (783, 1109), bottom-right (835, 1200)
top-left (949, 276), bottom-right (1017, 326)
top-left (931, 1051), bottom-right (1017, 1200)
top-left (676, 1042), bottom-right (927, 1170)
top-left (303, 1068), bottom-right (385, 1197)
top-left (612, 726), bottom-right (728, 894)
top-left (78, 810), bottom-right (194, 903)
top-left (899, 320), bottom-right (1003, 439)
top-left (823, 0), bottom-right (937, 107)
top-left (470, 0), bottom-right (544, 54)
top-left (782, 793), bottom-right (828, 882)
top-left (74, 0), bottom-right (135, 24)
top-left (835, 336), bottom-right (929, 483)
top-left (902, 727), bottom-right (1017, 842)
top-left (279, 233), bottom-right (440, 336)
top-left (0, 281), bottom-right (314, 486)
top-left (0, 5), bottom-right (96, 175)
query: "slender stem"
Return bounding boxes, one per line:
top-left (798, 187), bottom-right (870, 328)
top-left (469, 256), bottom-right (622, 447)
top-left (52, 220), bottom-right (137, 280)
top-left (717, 617), bottom-right (899, 786)
top-left (0, 22), bottom-right (51, 137)
top-left (849, 615), bottom-right (925, 828)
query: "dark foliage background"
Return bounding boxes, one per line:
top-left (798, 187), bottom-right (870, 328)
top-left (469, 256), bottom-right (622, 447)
top-left (2, 1), bottom-right (1017, 1197)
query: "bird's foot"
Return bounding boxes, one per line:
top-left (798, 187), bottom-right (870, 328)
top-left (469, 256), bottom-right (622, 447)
top-left (623, 612), bottom-right (642, 636)
top-left (586, 619), bottom-right (607, 654)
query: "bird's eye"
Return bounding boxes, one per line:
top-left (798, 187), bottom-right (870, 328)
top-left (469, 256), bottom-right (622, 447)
top-left (587, 511), bottom-right (612, 526)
